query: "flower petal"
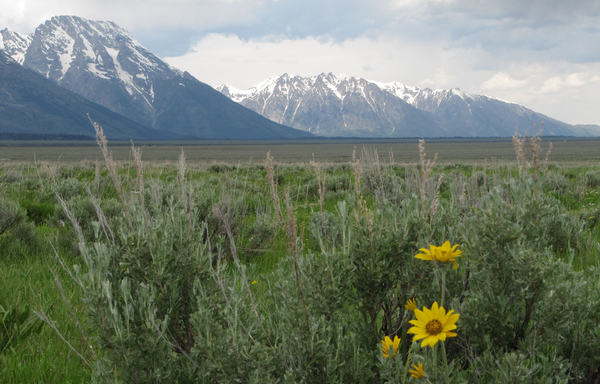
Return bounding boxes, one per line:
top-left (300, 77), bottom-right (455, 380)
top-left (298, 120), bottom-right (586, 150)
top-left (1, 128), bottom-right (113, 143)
top-left (427, 336), bottom-right (439, 348)
top-left (442, 324), bottom-right (457, 332)
top-left (414, 308), bottom-right (429, 323)
top-left (446, 313), bottom-right (460, 326)
top-left (431, 302), bottom-right (439, 319)
top-left (409, 319), bottom-right (427, 328)
top-left (423, 305), bottom-right (433, 321)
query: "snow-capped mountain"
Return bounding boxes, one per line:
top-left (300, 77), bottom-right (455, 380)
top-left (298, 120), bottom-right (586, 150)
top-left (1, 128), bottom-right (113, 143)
top-left (3, 16), bottom-right (178, 128)
top-left (218, 73), bottom-right (599, 137)
top-left (217, 73), bottom-right (445, 137)
top-left (0, 16), bottom-right (312, 139)
top-left (0, 29), bottom-right (32, 65)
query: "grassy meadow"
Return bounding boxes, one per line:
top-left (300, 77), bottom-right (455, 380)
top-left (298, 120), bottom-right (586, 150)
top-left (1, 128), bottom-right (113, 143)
top-left (1, 134), bottom-right (600, 383)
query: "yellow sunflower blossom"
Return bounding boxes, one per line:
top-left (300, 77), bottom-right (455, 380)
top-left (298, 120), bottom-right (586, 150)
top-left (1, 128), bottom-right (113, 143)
top-left (409, 362), bottom-right (425, 379)
top-left (405, 298), bottom-right (417, 312)
top-left (381, 335), bottom-right (401, 358)
top-left (415, 241), bottom-right (462, 269)
top-left (407, 302), bottom-right (459, 348)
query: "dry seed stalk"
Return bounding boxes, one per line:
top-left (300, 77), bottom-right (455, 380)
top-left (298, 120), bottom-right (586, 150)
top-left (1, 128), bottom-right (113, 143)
top-left (87, 188), bottom-right (115, 246)
top-left (265, 152), bottom-right (283, 224)
top-left (429, 173), bottom-right (444, 222)
top-left (418, 139), bottom-right (437, 217)
top-left (131, 142), bottom-right (148, 234)
top-left (178, 148), bottom-right (188, 212)
top-left (310, 160), bottom-right (327, 249)
top-left (94, 159), bottom-right (100, 191)
top-left (512, 130), bottom-right (529, 174)
top-left (205, 226), bottom-right (256, 343)
top-left (285, 189), bottom-right (310, 334)
top-left (89, 115), bottom-right (133, 231)
top-left (216, 204), bottom-right (273, 347)
top-left (351, 148), bottom-right (366, 219)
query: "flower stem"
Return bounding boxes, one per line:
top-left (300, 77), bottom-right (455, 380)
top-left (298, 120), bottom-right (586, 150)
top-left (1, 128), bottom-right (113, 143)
top-left (440, 269), bottom-right (446, 307)
top-left (441, 341), bottom-right (450, 384)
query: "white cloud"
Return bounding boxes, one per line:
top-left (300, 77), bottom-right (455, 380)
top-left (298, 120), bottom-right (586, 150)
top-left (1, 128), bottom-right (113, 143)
top-left (538, 77), bottom-right (564, 94)
top-left (481, 72), bottom-right (528, 90)
top-left (565, 73), bottom-right (586, 87)
top-left (592, 75), bottom-right (600, 83)
top-left (534, 73), bottom-right (588, 94)
top-left (421, 68), bottom-right (457, 88)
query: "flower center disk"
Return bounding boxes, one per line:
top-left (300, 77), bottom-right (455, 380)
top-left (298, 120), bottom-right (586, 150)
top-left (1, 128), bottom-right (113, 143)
top-left (425, 319), bottom-right (443, 335)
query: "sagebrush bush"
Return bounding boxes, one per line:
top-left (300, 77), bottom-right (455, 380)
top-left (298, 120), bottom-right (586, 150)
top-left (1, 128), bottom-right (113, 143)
top-left (6, 135), bottom-right (597, 383)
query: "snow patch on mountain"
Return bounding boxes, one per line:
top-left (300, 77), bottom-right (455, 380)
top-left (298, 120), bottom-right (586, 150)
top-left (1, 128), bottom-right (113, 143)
top-left (0, 29), bottom-right (33, 64)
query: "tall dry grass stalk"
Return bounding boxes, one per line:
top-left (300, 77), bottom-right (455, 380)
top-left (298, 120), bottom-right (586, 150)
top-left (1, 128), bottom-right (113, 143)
top-left (265, 151), bottom-right (283, 224)
top-left (418, 139), bottom-right (437, 217)
top-left (351, 148), bottom-right (366, 221)
top-left (87, 188), bottom-right (115, 246)
top-left (94, 159), bottom-right (100, 191)
top-left (205, 225), bottom-right (256, 343)
top-left (513, 125), bottom-right (553, 178)
top-left (214, 202), bottom-right (273, 347)
top-left (178, 148), bottom-right (188, 212)
top-left (131, 142), bottom-right (149, 234)
top-left (310, 160), bottom-right (327, 249)
top-left (429, 173), bottom-right (444, 222)
top-left (285, 189), bottom-right (310, 334)
top-left (513, 130), bottom-right (527, 173)
top-left (89, 115), bottom-right (133, 231)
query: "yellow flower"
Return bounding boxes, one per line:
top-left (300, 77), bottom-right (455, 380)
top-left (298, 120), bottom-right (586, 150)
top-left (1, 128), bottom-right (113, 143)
top-left (251, 280), bottom-right (258, 285)
top-left (405, 298), bottom-right (417, 312)
top-left (415, 241), bottom-right (462, 269)
top-left (409, 362), bottom-right (425, 379)
top-left (407, 302), bottom-right (459, 348)
top-left (381, 335), bottom-right (401, 358)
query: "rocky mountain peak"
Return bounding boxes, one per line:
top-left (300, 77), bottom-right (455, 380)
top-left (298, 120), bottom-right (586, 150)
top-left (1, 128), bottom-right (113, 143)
top-left (17, 15), bottom-right (184, 127)
top-left (217, 73), bottom-right (600, 137)
top-left (0, 28), bottom-right (32, 64)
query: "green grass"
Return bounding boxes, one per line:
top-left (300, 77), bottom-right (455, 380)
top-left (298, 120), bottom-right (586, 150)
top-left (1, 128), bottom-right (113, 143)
top-left (0, 231), bottom-right (92, 383)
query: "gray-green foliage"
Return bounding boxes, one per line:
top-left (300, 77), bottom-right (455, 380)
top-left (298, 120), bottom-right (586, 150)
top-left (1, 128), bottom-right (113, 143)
top-left (38, 158), bottom-right (600, 383)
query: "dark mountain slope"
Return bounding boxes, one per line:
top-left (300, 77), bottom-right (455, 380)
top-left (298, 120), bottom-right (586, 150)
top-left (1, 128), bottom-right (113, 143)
top-left (0, 50), bottom-right (165, 139)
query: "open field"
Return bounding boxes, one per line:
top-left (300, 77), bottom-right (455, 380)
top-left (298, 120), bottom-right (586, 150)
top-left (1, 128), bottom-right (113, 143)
top-left (1, 137), bottom-right (599, 164)
top-left (2, 137), bottom-right (600, 383)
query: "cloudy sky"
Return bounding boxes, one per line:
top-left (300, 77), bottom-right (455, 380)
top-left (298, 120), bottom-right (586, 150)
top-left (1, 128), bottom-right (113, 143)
top-left (2, 0), bottom-right (600, 125)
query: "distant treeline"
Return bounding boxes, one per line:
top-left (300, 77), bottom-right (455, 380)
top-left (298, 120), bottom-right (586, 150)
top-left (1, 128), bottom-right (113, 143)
top-left (0, 132), bottom-right (94, 140)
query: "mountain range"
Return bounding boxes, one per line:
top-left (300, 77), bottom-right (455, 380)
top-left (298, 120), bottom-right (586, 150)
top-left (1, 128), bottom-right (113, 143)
top-left (1, 16), bottom-right (598, 140)
top-left (218, 73), bottom-right (600, 137)
top-left (0, 16), bottom-right (311, 139)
